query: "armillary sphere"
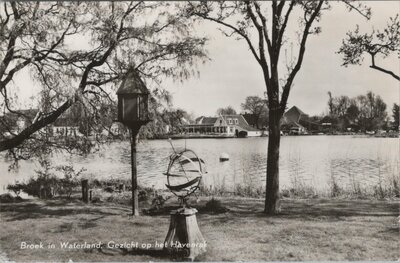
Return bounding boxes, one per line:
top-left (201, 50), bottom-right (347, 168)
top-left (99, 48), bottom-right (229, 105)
top-left (164, 149), bottom-right (206, 205)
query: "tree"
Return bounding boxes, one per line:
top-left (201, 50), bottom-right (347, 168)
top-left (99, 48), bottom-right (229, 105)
top-left (326, 91), bottom-right (387, 132)
top-left (187, 1), bottom-right (369, 214)
top-left (0, 2), bottom-right (207, 160)
top-left (354, 92), bottom-right (387, 131)
top-left (393, 104), bottom-right (399, 131)
top-left (338, 15), bottom-right (400, 81)
top-left (216, 106), bottom-right (237, 116)
top-left (241, 96), bottom-right (267, 129)
top-left (328, 91), bottom-right (335, 116)
top-left (346, 102), bottom-right (360, 123)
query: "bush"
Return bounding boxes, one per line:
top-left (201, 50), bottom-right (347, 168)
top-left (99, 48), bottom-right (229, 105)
top-left (0, 193), bottom-right (15, 203)
top-left (203, 198), bottom-right (229, 214)
top-left (55, 165), bottom-right (85, 197)
top-left (7, 160), bottom-right (83, 198)
top-left (150, 194), bottom-right (170, 210)
top-left (103, 186), bottom-right (115, 193)
top-left (6, 183), bottom-right (24, 197)
top-left (281, 186), bottom-right (317, 199)
top-left (235, 185), bottom-right (264, 198)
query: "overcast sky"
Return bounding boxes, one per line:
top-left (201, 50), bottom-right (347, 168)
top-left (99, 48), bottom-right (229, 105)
top-left (164, 1), bottom-right (400, 117)
top-left (12, 1), bottom-right (400, 118)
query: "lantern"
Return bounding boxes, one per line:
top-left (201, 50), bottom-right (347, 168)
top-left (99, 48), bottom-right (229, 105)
top-left (116, 68), bottom-right (151, 216)
top-left (117, 68), bottom-right (150, 129)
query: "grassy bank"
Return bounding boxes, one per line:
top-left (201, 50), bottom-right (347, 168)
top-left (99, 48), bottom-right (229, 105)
top-left (0, 196), bottom-right (398, 261)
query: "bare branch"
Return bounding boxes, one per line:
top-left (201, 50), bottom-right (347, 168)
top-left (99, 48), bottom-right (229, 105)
top-left (370, 54), bottom-right (400, 81)
top-left (280, 1), bottom-right (324, 116)
top-left (192, 10), bottom-right (262, 65)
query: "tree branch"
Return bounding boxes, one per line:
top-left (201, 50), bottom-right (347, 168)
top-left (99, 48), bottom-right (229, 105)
top-left (193, 11), bottom-right (262, 65)
top-left (370, 54), bottom-right (400, 81)
top-left (279, 1), bottom-right (323, 116)
top-left (0, 99), bottom-right (73, 152)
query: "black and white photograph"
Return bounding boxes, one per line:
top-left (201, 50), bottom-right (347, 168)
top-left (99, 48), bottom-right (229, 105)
top-left (0, 1), bottom-right (399, 262)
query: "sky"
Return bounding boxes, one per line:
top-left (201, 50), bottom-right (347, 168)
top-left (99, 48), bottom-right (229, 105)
top-left (11, 1), bottom-right (400, 118)
top-left (163, 1), bottom-right (400, 117)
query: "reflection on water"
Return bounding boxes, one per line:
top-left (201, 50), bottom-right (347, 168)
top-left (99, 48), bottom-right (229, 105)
top-left (1, 136), bottom-right (399, 193)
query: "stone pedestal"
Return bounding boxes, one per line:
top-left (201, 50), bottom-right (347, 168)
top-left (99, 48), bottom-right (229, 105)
top-left (164, 208), bottom-right (206, 260)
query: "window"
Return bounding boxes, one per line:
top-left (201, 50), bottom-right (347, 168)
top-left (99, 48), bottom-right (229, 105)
top-left (228, 118), bottom-right (232, 124)
top-left (230, 127), bottom-right (234, 133)
top-left (234, 119), bottom-right (239, 124)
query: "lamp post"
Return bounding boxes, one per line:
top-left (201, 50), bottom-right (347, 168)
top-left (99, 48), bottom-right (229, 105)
top-left (117, 68), bottom-right (150, 216)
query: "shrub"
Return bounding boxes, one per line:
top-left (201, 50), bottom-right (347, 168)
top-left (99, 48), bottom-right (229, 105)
top-left (7, 160), bottom-right (83, 198)
top-left (235, 185), bottom-right (264, 198)
top-left (203, 198), bottom-right (229, 214)
top-left (0, 193), bottom-right (15, 203)
top-left (55, 165), bottom-right (85, 198)
top-left (150, 194), bottom-right (170, 210)
top-left (6, 183), bottom-right (24, 197)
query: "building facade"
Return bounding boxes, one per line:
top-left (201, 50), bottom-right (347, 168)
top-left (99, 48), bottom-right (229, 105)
top-left (181, 115), bottom-right (262, 137)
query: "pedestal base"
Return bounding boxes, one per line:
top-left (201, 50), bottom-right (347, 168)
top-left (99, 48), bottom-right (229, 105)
top-left (164, 208), bottom-right (206, 260)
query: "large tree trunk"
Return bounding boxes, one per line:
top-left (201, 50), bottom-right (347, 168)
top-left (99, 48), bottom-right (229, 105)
top-left (264, 109), bottom-right (281, 214)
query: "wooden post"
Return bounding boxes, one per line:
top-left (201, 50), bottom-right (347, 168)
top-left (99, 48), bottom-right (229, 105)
top-left (164, 208), bottom-right (206, 260)
top-left (131, 129), bottom-right (139, 216)
top-left (81, 179), bottom-right (88, 203)
top-left (89, 189), bottom-right (93, 202)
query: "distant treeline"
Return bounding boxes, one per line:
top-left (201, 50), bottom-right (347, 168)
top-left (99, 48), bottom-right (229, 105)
top-left (321, 91), bottom-right (398, 132)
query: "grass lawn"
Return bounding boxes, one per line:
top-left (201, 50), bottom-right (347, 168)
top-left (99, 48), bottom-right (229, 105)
top-left (0, 196), bottom-right (399, 261)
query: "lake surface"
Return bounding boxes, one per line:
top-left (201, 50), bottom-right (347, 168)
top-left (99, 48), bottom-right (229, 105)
top-left (1, 136), bottom-right (399, 194)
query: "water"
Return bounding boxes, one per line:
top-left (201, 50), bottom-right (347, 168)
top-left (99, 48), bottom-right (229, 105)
top-left (0, 136), bottom-right (398, 194)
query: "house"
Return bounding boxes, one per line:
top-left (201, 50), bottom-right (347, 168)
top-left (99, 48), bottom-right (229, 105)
top-left (281, 106), bottom-right (309, 135)
top-left (181, 114), bottom-right (262, 137)
top-left (50, 116), bottom-right (82, 138)
top-left (183, 116), bottom-right (219, 134)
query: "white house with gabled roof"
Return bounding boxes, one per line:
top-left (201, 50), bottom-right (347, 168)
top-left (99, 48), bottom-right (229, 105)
top-left (181, 114), bottom-right (262, 137)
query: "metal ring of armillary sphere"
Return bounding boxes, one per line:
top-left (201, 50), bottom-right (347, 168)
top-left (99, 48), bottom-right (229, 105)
top-left (164, 149), bottom-right (205, 204)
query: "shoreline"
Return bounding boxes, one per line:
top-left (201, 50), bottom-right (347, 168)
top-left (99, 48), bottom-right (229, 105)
top-left (147, 132), bottom-right (399, 140)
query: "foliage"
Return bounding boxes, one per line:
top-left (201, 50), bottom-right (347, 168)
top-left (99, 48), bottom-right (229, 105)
top-left (0, 193), bottom-right (22, 203)
top-left (392, 104), bottom-right (399, 130)
top-left (216, 106), bottom-right (237, 116)
top-left (330, 178), bottom-right (342, 198)
top-left (6, 183), bottom-right (24, 197)
top-left (338, 15), bottom-right (400, 81)
top-left (22, 158), bottom-right (58, 198)
top-left (203, 198), bottom-right (229, 214)
top-left (186, 1), bottom-right (370, 214)
top-left (7, 159), bottom-right (83, 198)
top-left (326, 91), bottom-right (388, 131)
top-left (140, 88), bottom-right (194, 138)
top-left (241, 96), bottom-right (268, 128)
top-left (55, 165), bottom-right (85, 197)
top-left (235, 184), bottom-right (264, 198)
top-left (150, 194), bottom-right (171, 210)
top-left (0, 2), bottom-right (208, 160)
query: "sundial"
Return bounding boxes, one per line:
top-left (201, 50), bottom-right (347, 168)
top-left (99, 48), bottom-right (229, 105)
top-left (164, 148), bottom-right (205, 205)
top-left (163, 141), bottom-right (207, 260)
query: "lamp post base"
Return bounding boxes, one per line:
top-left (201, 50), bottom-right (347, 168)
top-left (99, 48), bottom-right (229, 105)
top-left (164, 208), bottom-right (206, 261)
top-left (130, 128), bottom-right (140, 216)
